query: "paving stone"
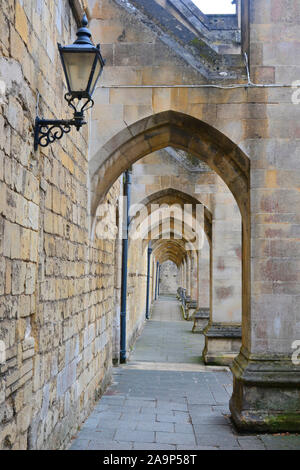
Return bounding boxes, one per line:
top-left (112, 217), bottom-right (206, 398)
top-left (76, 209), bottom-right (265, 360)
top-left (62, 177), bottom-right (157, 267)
top-left (157, 412), bottom-right (191, 424)
top-left (176, 445), bottom-right (219, 450)
top-left (136, 421), bottom-right (174, 432)
top-left (69, 439), bottom-right (90, 450)
top-left (174, 423), bottom-right (194, 434)
top-left (195, 433), bottom-right (239, 448)
top-left (101, 396), bottom-right (126, 404)
top-left (120, 410), bottom-right (154, 418)
top-left (191, 414), bottom-right (228, 425)
top-left (115, 429), bottom-right (155, 443)
top-left (156, 431), bottom-right (196, 446)
top-left (97, 411), bottom-right (122, 421)
top-left (88, 429), bottom-right (117, 440)
top-left (140, 407), bottom-right (160, 415)
top-left (88, 441), bottom-right (133, 450)
top-left (260, 435), bottom-right (300, 450)
top-left (193, 424), bottom-right (234, 436)
top-left (119, 414), bottom-right (157, 423)
top-left (212, 405), bottom-right (230, 414)
top-left (96, 420), bottom-right (136, 431)
top-left (133, 442), bottom-right (176, 450)
top-left (70, 298), bottom-right (299, 452)
top-left (237, 436), bottom-right (266, 450)
top-left (187, 404), bottom-right (215, 415)
top-left (94, 404), bottom-right (122, 412)
top-left (80, 417), bottom-right (101, 430)
top-left (156, 401), bottom-right (188, 412)
top-left (191, 414), bottom-right (230, 425)
top-left (125, 396), bottom-right (156, 402)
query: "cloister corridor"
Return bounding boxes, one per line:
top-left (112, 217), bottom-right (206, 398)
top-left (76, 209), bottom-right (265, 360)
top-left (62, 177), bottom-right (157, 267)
top-left (70, 297), bottom-right (300, 451)
top-left (2, 0), bottom-right (300, 451)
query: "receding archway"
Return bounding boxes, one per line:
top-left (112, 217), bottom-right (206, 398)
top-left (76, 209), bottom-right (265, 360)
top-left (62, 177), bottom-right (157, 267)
top-left (90, 110), bottom-right (250, 352)
top-left (133, 187), bottom-right (212, 245)
top-left (90, 111), bottom-right (249, 220)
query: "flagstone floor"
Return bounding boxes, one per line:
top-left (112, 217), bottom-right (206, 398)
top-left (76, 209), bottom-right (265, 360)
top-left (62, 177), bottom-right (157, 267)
top-left (69, 296), bottom-right (300, 450)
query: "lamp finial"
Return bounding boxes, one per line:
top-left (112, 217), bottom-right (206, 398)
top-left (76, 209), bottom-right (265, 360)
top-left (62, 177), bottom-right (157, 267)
top-left (81, 14), bottom-right (88, 27)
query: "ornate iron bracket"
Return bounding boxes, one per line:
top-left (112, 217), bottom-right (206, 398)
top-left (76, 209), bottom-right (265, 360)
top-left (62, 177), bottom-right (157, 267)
top-left (34, 93), bottom-right (92, 150)
top-left (34, 115), bottom-right (86, 151)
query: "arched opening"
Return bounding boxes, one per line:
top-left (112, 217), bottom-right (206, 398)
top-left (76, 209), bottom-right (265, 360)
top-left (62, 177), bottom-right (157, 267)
top-left (158, 261), bottom-right (179, 296)
top-left (90, 110), bottom-right (250, 353)
top-left (131, 187), bottom-right (212, 334)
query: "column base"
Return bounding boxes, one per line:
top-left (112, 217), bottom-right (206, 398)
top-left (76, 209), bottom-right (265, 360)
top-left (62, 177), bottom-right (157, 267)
top-left (186, 299), bottom-right (197, 320)
top-left (192, 308), bottom-right (209, 332)
top-left (230, 347), bottom-right (300, 432)
top-left (203, 323), bottom-right (242, 366)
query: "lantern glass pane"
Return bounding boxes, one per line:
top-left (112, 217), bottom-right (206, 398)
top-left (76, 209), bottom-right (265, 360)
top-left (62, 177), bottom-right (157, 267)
top-left (62, 51), bottom-right (96, 92)
top-left (89, 58), bottom-right (102, 95)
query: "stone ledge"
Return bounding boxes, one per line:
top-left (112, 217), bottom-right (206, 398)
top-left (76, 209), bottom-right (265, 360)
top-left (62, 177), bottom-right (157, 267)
top-left (194, 308), bottom-right (210, 319)
top-left (231, 347), bottom-right (300, 386)
top-left (230, 404), bottom-right (300, 433)
top-left (204, 352), bottom-right (238, 366)
top-left (120, 0), bottom-right (245, 79)
top-left (186, 299), bottom-right (197, 309)
top-left (204, 323), bottom-right (242, 338)
top-left (230, 350), bottom-right (300, 432)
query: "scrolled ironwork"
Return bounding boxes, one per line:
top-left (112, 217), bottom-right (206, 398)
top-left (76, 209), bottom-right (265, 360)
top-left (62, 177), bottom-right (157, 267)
top-left (38, 122), bottom-right (72, 148)
top-left (34, 116), bottom-right (85, 151)
top-left (64, 92), bottom-right (94, 115)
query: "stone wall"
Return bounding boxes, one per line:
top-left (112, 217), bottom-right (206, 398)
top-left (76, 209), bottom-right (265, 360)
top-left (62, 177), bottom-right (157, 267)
top-left (1, 0), bottom-right (300, 444)
top-left (127, 239), bottom-right (148, 350)
top-left (0, 0), bottom-right (120, 450)
top-left (88, 0), bottom-right (300, 429)
top-left (160, 261), bottom-right (178, 295)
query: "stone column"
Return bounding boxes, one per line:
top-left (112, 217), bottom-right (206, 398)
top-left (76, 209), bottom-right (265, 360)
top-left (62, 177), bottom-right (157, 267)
top-left (203, 189), bottom-right (242, 366)
top-left (196, 237), bottom-right (210, 311)
top-left (112, 197), bottom-right (123, 366)
top-left (184, 252), bottom-right (197, 318)
top-left (230, 0), bottom-right (300, 432)
top-left (197, 251), bottom-right (201, 308)
top-left (186, 255), bottom-right (191, 300)
top-left (179, 264), bottom-right (183, 288)
top-left (152, 258), bottom-right (155, 300)
top-left (190, 252), bottom-right (197, 301)
top-left (182, 258), bottom-right (186, 290)
top-left (194, 242), bottom-right (210, 331)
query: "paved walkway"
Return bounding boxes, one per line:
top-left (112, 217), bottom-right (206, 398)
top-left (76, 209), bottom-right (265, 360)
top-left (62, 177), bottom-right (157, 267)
top-left (70, 296), bottom-right (300, 450)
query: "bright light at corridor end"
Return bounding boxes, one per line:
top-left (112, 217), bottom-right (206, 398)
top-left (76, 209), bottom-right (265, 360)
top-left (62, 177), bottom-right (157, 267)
top-left (191, 0), bottom-right (236, 14)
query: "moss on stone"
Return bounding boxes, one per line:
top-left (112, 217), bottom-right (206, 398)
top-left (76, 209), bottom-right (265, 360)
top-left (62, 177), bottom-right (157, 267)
top-left (265, 414), bottom-right (300, 432)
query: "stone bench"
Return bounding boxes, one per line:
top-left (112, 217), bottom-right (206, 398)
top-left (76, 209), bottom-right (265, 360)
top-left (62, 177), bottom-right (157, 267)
top-left (185, 299), bottom-right (197, 320)
top-left (192, 308), bottom-right (210, 332)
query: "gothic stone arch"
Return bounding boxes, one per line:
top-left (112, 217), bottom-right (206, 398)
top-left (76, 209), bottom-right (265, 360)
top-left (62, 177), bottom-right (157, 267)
top-left (90, 110), bottom-right (300, 432)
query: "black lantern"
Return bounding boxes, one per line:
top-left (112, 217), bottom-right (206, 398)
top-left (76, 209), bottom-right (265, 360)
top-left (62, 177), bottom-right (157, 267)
top-left (34, 15), bottom-right (105, 150)
top-left (58, 15), bottom-right (104, 101)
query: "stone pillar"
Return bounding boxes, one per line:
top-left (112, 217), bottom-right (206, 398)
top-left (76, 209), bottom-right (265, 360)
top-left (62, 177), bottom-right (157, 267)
top-left (179, 264), bottom-right (183, 288)
top-left (197, 251), bottom-right (201, 308)
top-left (203, 189), bottom-right (242, 366)
top-left (184, 252), bottom-right (197, 319)
top-left (112, 198), bottom-right (123, 366)
top-left (194, 242), bottom-right (210, 331)
top-left (182, 258), bottom-right (186, 290)
top-left (197, 237), bottom-right (210, 311)
top-left (152, 258), bottom-right (155, 300)
top-left (190, 252), bottom-right (197, 301)
top-left (186, 255), bottom-right (191, 300)
top-left (230, 0), bottom-right (300, 431)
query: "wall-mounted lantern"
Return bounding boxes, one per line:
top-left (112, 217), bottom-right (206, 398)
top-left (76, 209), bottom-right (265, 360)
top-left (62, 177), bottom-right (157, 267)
top-left (34, 15), bottom-right (105, 150)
